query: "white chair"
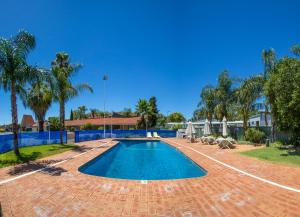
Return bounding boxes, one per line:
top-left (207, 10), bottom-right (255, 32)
top-left (146, 132), bottom-right (152, 138)
top-left (153, 132), bottom-right (160, 138)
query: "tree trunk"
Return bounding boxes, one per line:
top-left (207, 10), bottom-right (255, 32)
top-left (264, 104), bottom-right (269, 127)
top-left (243, 111), bottom-right (248, 133)
top-left (59, 101), bottom-right (65, 144)
top-left (11, 80), bottom-right (20, 156)
top-left (271, 119), bottom-right (276, 142)
top-left (38, 119), bottom-right (44, 132)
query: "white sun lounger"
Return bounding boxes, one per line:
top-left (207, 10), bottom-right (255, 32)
top-left (146, 132), bottom-right (152, 138)
top-left (153, 132), bottom-right (160, 138)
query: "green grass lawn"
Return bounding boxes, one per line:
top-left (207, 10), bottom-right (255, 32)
top-left (0, 144), bottom-right (77, 168)
top-left (240, 144), bottom-right (300, 167)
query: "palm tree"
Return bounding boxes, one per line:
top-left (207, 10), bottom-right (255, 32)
top-left (214, 70), bottom-right (235, 120)
top-left (291, 43), bottom-right (300, 56)
top-left (77, 106), bottom-right (87, 119)
top-left (90, 108), bottom-right (98, 118)
top-left (50, 52), bottom-right (93, 144)
top-left (121, 108), bottom-right (133, 117)
top-left (262, 48), bottom-right (276, 127)
top-left (135, 99), bottom-right (149, 129)
top-left (0, 30), bottom-right (36, 156)
top-left (199, 85), bottom-right (217, 126)
top-left (236, 76), bottom-right (264, 131)
top-left (21, 68), bottom-right (52, 132)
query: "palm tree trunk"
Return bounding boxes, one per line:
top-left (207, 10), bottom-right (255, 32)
top-left (264, 104), bottom-right (269, 127)
top-left (59, 101), bottom-right (65, 144)
top-left (243, 111), bottom-right (248, 133)
top-left (11, 80), bottom-right (20, 156)
top-left (271, 119), bottom-right (276, 142)
top-left (38, 119), bottom-right (44, 132)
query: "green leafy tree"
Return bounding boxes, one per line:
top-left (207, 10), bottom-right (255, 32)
top-left (0, 30), bottom-right (36, 156)
top-left (135, 99), bottom-right (150, 129)
top-left (148, 96), bottom-right (159, 128)
top-left (21, 68), bottom-right (53, 132)
top-left (156, 113), bottom-right (167, 128)
top-left (89, 108), bottom-right (98, 118)
top-left (50, 52), bottom-right (93, 144)
top-left (77, 106), bottom-right (87, 119)
top-left (80, 123), bottom-right (96, 130)
top-left (192, 107), bottom-right (206, 121)
top-left (214, 70), bottom-right (236, 120)
top-left (167, 112), bottom-right (185, 122)
top-left (199, 85), bottom-right (217, 124)
top-left (70, 109), bottom-right (74, 120)
top-left (236, 76), bottom-right (264, 131)
top-left (262, 48), bottom-right (276, 127)
top-left (291, 43), bottom-right (300, 56)
top-left (120, 108), bottom-right (135, 117)
top-left (171, 124), bottom-right (183, 131)
top-left (48, 117), bottom-right (60, 131)
top-left (265, 56), bottom-right (300, 145)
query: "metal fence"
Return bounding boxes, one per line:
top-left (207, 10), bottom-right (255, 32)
top-left (74, 130), bottom-right (177, 143)
top-left (195, 125), bottom-right (290, 143)
top-left (0, 131), bottom-right (67, 153)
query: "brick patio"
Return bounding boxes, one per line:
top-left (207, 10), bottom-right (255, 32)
top-left (0, 138), bottom-right (300, 217)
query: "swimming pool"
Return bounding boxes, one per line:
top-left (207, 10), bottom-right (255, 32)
top-left (79, 140), bottom-right (207, 180)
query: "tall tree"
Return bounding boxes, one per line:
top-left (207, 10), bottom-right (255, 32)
top-left (135, 99), bottom-right (149, 129)
top-left (77, 106), bottom-right (87, 119)
top-left (192, 107), bottom-right (206, 121)
top-left (236, 76), bottom-right (264, 131)
top-left (156, 113), bottom-right (167, 128)
top-left (167, 112), bottom-right (185, 123)
top-left (70, 109), bottom-right (74, 120)
top-left (262, 48), bottom-right (276, 127)
top-left (199, 85), bottom-right (217, 125)
top-left (120, 108), bottom-right (134, 117)
top-left (89, 108), bottom-right (98, 118)
top-left (291, 43), bottom-right (300, 57)
top-left (0, 30), bottom-right (36, 156)
top-left (148, 96), bottom-right (159, 128)
top-left (265, 56), bottom-right (300, 145)
top-left (50, 52), bottom-right (93, 144)
top-left (21, 68), bottom-right (52, 132)
top-left (214, 70), bottom-right (235, 120)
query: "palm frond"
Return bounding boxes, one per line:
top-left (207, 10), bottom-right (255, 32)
top-left (75, 83), bottom-right (93, 93)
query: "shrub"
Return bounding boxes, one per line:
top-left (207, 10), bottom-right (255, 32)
top-left (245, 128), bottom-right (265, 143)
top-left (171, 124), bottom-right (183, 131)
top-left (80, 123), bottom-right (95, 130)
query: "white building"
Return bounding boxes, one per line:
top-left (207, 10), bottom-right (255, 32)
top-left (248, 112), bottom-right (272, 127)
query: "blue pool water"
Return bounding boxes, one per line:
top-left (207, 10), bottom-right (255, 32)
top-left (79, 140), bottom-right (207, 180)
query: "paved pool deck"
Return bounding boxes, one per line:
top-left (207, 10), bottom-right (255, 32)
top-left (0, 138), bottom-right (300, 216)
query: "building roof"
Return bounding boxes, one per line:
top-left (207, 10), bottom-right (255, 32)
top-left (65, 117), bottom-right (140, 127)
top-left (21, 115), bottom-right (35, 127)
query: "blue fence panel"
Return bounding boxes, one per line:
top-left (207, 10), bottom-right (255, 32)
top-left (74, 130), bottom-right (176, 143)
top-left (0, 131), bottom-right (67, 153)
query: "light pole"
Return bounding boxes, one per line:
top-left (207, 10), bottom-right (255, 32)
top-left (103, 74), bottom-right (108, 139)
top-left (110, 113), bottom-right (112, 138)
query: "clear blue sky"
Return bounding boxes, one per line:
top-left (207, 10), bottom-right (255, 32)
top-left (0, 0), bottom-right (299, 124)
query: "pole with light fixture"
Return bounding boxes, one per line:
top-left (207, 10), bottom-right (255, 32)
top-left (103, 75), bottom-right (108, 139)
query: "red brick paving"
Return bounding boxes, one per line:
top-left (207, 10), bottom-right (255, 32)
top-left (0, 138), bottom-right (300, 217)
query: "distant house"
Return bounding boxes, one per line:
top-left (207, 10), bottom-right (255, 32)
top-left (30, 116), bottom-right (141, 131)
top-left (21, 115), bottom-right (35, 131)
top-left (248, 112), bottom-right (272, 127)
top-left (248, 97), bottom-right (272, 127)
top-left (32, 121), bottom-right (49, 132)
top-left (65, 117), bottom-right (141, 130)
